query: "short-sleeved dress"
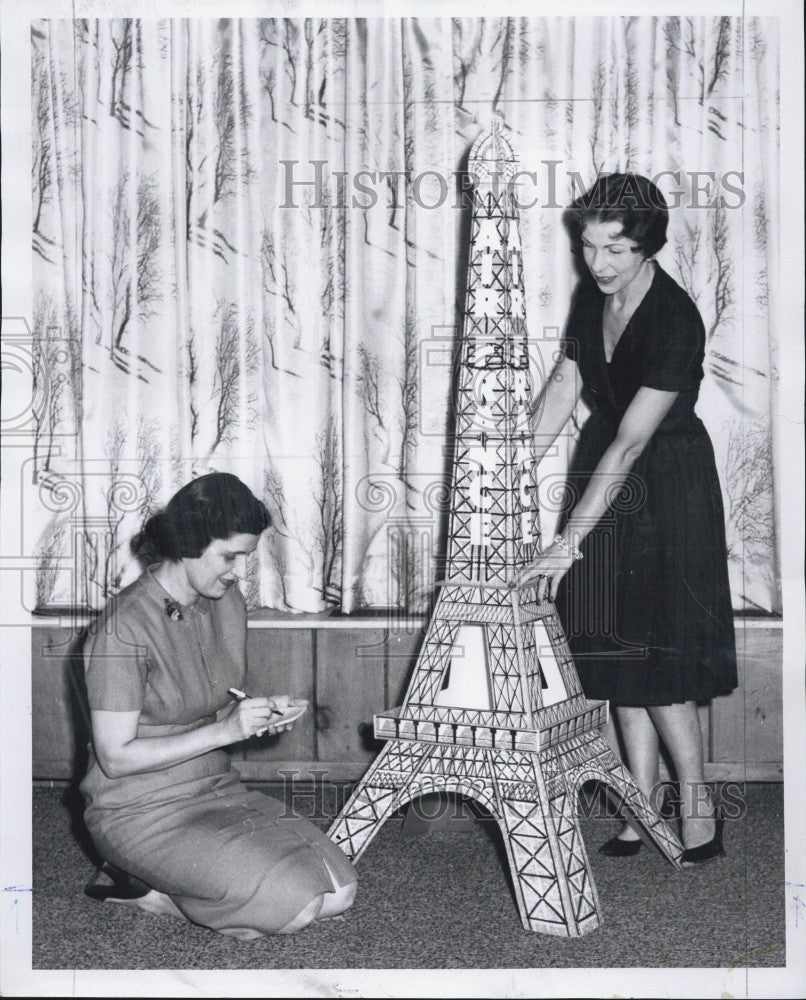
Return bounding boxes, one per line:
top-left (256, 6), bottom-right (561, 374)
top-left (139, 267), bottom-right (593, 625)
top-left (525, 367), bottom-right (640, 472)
top-left (79, 568), bottom-right (356, 937)
top-left (555, 264), bottom-right (738, 706)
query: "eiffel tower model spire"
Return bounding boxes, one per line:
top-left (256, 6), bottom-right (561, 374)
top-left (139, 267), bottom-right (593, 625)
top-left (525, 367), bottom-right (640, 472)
top-left (328, 126), bottom-right (683, 936)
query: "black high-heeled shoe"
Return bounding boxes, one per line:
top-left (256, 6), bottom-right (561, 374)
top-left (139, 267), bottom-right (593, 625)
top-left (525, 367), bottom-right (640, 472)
top-left (598, 835), bottom-right (643, 857)
top-left (85, 862), bottom-right (152, 902)
top-left (680, 817), bottom-right (725, 866)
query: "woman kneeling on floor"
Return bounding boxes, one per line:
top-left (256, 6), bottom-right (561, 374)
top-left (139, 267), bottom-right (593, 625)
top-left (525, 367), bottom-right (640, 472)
top-left (80, 472), bottom-right (357, 939)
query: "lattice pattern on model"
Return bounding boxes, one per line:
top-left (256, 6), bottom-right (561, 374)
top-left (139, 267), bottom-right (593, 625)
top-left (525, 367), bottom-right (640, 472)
top-left (448, 128), bottom-right (538, 583)
top-left (328, 127), bottom-right (684, 937)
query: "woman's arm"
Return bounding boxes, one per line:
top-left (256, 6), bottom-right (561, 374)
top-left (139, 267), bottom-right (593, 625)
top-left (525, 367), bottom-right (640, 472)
top-left (529, 355), bottom-right (583, 464)
top-left (91, 697), bottom-right (282, 779)
top-left (519, 385), bottom-right (679, 598)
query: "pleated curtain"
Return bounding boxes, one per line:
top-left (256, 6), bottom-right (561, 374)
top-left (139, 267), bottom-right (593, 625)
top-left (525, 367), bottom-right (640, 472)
top-left (30, 16), bottom-right (780, 615)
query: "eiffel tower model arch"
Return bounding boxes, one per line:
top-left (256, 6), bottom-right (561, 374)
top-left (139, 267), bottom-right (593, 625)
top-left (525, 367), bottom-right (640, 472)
top-left (328, 127), bottom-right (683, 936)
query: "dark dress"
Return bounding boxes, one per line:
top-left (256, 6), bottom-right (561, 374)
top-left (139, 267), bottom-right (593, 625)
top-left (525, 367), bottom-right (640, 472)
top-left (555, 265), bottom-right (738, 706)
top-left (80, 569), bottom-right (356, 937)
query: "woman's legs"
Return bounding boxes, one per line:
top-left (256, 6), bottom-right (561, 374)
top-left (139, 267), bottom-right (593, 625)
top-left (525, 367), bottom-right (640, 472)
top-left (277, 894), bottom-right (325, 934)
top-left (105, 887), bottom-right (188, 920)
top-left (277, 864), bottom-right (357, 932)
top-left (118, 881), bottom-right (355, 938)
top-left (126, 889), bottom-right (187, 920)
top-left (319, 880), bottom-right (358, 918)
top-left (317, 856), bottom-right (358, 919)
top-left (86, 862), bottom-right (189, 920)
top-left (614, 700), bottom-right (717, 849)
top-left (648, 700), bottom-right (716, 849)
top-left (613, 705), bottom-right (660, 841)
top-left (598, 714), bottom-right (624, 759)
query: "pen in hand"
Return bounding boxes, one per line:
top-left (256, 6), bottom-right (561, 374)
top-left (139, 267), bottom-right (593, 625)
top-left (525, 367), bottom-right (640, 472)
top-left (227, 687), bottom-right (282, 737)
top-left (227, 687), bottom-right (283, 715)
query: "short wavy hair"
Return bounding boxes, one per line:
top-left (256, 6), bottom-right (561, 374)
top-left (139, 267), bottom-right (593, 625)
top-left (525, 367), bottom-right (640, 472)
top-left (131, 472), bottom-right (271, 564)
top-left (564, 172), bottom-right (669, 259)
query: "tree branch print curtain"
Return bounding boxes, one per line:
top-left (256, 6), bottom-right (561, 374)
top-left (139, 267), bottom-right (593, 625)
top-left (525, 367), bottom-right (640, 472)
top-left (30, 16), bottom-right (780, 616)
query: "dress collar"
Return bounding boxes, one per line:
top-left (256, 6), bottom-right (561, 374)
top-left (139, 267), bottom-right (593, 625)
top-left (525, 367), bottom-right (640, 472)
top-left (596, 263), bottom-right (660, 405)
top-left (141, 565), bottom-right (210, 619)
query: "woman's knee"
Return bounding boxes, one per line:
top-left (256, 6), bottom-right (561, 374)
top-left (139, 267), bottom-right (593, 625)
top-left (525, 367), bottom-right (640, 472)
top-left (335, 879), bottom-right (357, 912)
top-left (319, 879), bottom-right (357, 918)
top-left (277, 893), bottom-right (324, 934)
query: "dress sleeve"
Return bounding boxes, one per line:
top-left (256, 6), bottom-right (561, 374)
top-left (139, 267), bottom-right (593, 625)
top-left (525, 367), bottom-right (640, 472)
top-left (83, 613), bottom-right (148, 712)
top-left (640, 294), bottom-right (705, 392)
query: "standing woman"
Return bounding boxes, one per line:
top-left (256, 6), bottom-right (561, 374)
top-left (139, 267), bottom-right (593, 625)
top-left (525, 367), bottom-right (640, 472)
top-left (80, 472), bottom-right (357, 937)
top-left (519, 174), bottom-right (737, 863)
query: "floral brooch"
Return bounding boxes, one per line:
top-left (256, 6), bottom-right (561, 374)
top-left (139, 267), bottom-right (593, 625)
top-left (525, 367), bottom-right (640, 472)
top-left (163, 598), bottom-right (183, 622)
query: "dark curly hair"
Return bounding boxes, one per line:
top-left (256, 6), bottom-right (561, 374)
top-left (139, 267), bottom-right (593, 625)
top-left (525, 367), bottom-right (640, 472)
top-left (131, 472), bottom-right (271, 565)
top-left (563, 172), bottom-right (669, 259)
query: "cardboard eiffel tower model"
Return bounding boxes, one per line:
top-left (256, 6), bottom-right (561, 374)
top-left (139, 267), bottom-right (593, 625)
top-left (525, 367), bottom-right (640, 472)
top-left (328, 128), bottom-right (683, 936)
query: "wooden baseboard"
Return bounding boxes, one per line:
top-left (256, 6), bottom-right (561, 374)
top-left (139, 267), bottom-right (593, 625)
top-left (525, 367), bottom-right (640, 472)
top-left (32, 621), bottom-right (785, 784)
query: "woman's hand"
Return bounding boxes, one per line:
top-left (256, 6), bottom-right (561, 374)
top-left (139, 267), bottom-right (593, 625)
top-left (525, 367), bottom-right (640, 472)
top-left (517, 540), bottom-right (575, 601)
top-left (217, 697), bottom-right (279, 743)
top-left (264, 696), bottom-right (309, 735)
top-left (91, 696), bottom-right (310, 779)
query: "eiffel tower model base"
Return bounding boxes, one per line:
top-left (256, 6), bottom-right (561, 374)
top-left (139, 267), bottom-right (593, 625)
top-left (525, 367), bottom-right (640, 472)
top-left (328, 583), bottom-right (684, 937)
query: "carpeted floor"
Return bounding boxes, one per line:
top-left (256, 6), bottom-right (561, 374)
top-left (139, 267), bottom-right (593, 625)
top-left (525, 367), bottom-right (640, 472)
top-left (32, 782), bottom-right (785, 970)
